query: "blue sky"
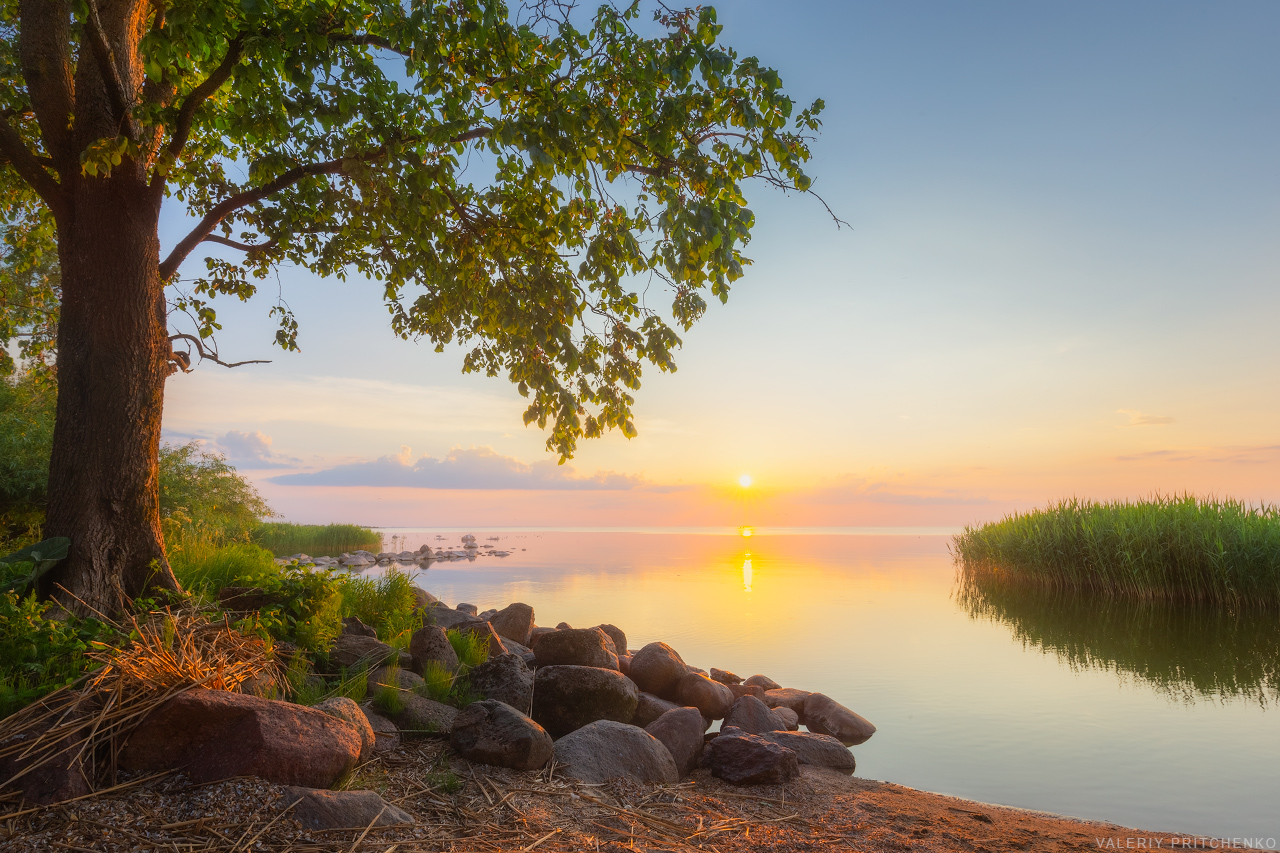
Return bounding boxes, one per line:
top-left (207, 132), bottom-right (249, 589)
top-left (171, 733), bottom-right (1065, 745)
top-left (160, 1), bottom-right (1280, 526)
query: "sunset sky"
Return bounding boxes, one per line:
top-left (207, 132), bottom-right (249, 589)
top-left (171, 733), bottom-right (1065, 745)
top-left (159, 1), bottom-right (1280, 529)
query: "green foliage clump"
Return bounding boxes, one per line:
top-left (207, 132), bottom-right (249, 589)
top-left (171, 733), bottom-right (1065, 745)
top-left (251, 523), bottom-right (382, 558)
top-left (371, 663), bottom-right (407, 717)
top-left (0, 591), bottom-right (114, 718)
top-left (338, 569), bottom-right (422, 646)
top-left (160, 443), bottom-right (277, 548)
top-left (953, 495), bottom-right (1280, 603)
top-left (419, 660), bottom-right (454, 704)
top-left (447, 628), bottom-right (491, 669)
top-left (168, 541), bottom-right (279, 594)
top-left (0, 372), bottom-right (54, 551)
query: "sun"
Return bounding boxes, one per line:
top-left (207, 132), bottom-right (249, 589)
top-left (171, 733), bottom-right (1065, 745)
top-left (738, 474), bottom-right (753, 488)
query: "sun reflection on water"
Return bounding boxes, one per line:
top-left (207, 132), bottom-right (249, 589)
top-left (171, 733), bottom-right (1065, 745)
top-left (742, 555), bottom-right (753, 592)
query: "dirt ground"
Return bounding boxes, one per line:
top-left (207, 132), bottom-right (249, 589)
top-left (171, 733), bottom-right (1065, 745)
top-left (1, 738), bottom-right (1218, 852)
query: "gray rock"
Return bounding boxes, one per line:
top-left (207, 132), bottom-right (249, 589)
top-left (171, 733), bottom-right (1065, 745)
top-left (757, 731), bottom-right (856, 774)
top-left (478, 609), bottom-right (497, 620)
top-left (426, 605), bottom-right (483, 630)
top-left (450, 700), bottom-right (553, 771)
top-left (723, 695), bottom-right (791, 735)
top-left (728, 683), bottom-right (767, 702)
top-left (674, 671), bottom-right (734, 719)
top-left (552, 720), bottom-right (678, 784)
top-left (490, 603), bottom-right (536, 646)
top-left (387, 693), bottom-right (459, 736)
top-left (467, 654), bottom-right (534, 714)
top-left (773, 706), bottom-right (800, 731)
top-left (314, 697), bottom-right (376, 760)
top-left (801, 693), bottom-right (876, 745)
top-left (528, 626), bottom-right (557, 648)
top-left (628, 642), bottom-right (688, 699)
top-left (596, 624), bottom-right (627, 654)
top-left (454, 621), bottom-right (510, 659)
top-left (342, 616), bottom-right (378, 638)
top-left (410, 587), bottom-right (439, 611)
top-left (644, 707), bottom-right (704, 778)
top-left (369, 666), bottom-right (425, 694)
top-left (763, 688), bottom-right (812, 720)
top-left (327, 634), bottom-right (398, 671)
top-left (555, 622), bottom-right (573, 630)
top-left (744, 674), bottom-right (781, 691)
top-left (456, 603), bottom-right (479, 615)
top-left (617, 654), bottom-right (631, 677)
top-left (710, 667), bottom-right (743, 685)
top-left (282, 787), bottom-right (414, 830)
top-left (631, 692), bottom-right (681, 728)
top-left (359, 706), bottom-right (400, 753)
top-left (533, 627), bottom-right (618, 669)
top-left (531, 665), bottom-right (639, 737)
top-left (409, 625), bottom-right (460, 675)
top-left (707, 727), bottom-right (800, 785)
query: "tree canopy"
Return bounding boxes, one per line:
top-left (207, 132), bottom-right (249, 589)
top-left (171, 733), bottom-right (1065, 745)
top-left (2, 0), bottom-right (824, 457)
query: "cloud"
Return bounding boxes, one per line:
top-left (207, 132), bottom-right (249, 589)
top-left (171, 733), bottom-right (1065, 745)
top-left (212, 430), bottom-right (300, 469)
top-left (268, 445), bottom-right (645, 490)
top-left (1117, 409), bottom-right (1175, 427)
top-left (795, 475), bottom-right (995, 506)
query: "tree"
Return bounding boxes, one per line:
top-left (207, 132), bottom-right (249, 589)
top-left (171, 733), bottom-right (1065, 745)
top-left (0, 0), bottom-right (825, 614)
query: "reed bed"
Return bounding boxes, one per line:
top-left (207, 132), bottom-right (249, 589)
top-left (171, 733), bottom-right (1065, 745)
top-left (952, 495), bottom-right (1280, 603)
top-left (250, 523), bottom-right (382, 557)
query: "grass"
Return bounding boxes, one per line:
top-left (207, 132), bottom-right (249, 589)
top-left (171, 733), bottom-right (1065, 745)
top-left (168, 539), bottom-right (279, 593)
top-left (338, 569), bottom-right (423, 646)
top-left (447, 628), bottom-right (491, 669)
top-left (952, 495), bottom-right (1280, 603)
top-left (251, 522), bottom-right (382, 557)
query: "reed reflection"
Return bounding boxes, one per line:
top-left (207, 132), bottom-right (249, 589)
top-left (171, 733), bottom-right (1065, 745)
top-left (958, 576), bottom-right (1280, 705)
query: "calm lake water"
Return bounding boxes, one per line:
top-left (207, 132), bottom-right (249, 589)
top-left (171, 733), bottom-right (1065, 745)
top-left (358, 529), bottom-right (1279, 840)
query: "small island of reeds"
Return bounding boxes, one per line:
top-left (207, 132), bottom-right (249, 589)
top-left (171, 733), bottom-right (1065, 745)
top-left (953, 495), bottom-right (1280, 603)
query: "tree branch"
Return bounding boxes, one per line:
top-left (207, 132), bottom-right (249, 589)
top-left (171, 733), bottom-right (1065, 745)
top-left (83, 0), bottom-right (141, 141)
top-left (329, 33), bottom-right (412, 58)
top-left (168, 333), bottom-right (271, 370)
top-left (162, 35), bottom-right (244, 167)
top-left (199, 234), bottom-right (278, 254)
top-left (0, 118), bottom-right (67, 219)
top-left (17, 0), bottom-right (77, 168)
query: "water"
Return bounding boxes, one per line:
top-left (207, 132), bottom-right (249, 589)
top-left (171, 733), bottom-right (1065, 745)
top-left (363, 529), bottom-right (1280, 839)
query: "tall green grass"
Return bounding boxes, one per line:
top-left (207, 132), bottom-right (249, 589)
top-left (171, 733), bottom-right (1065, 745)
top-left (953, 495), bottom-right (1280, 603)
top-left (251, 522), bottom-right (382, 557)
top-left (339, 569), bottom-right (423, 646)
top-left (168, 539), bottom-right (280, 592)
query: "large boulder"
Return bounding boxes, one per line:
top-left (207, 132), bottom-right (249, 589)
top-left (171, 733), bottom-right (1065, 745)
top-left (410, 587), bottom-right (439, 611)
top-left (674, 672), bottom-right (734, 719)
top-left (596, 624), bottom-right (627, 654)
top-left (0, 716), bottom-right (91, 806)
top-left (628, 642), bottom-right (688, 699)
top-left (326, 634), bottom-right (398, 671)
top-left (728, 683), bottom-right (766, 702)
top-left (722, 695), bottom-right (791, 735)
top-left (450, 700), bottom-right (553, 771)
top-left (359, 706), bottom-right (401, 754)
top-left (552, 721), bottom-right (678, 784)
top-left (387, 693), bottom-right (459, 736)
top-left (118, 689), bottom-right (362, 787)
top-left (341, 616), bottom-right (377, 637)
top-left (801, 693), bottom-right (876, 745)
top-left (466, 654), bottom-right (534, 714)
top-left (453, 621), bottom-right (510, 659)
top-left (757, 731), bottom-right (856, 774)
top-left (710, 668), bottom-right (742, 685)
top-left (644, 707), bottom-right (704, 778)
top-left (533, 627), bottom-right (617, 670)
top-left (409, 625), bottom-right (460, 674)
top-left (369, 666), bottom-right (425, 694)
top-left (531, 666), bottom-right (639, 737)
top-left (528, 626), bottom-right (557, 648)
top-left (426, 605), bottom-right (482, 631)
top-left (773, 706), bottom-right (800, 731)
top-left (313, 697), bottom-right (376, 760)
top-left (631, 692), bottom-right (680, 728)
top-left (707, 727), bottom-right (800, 786)
top-left (763, 688), bottom-right (811, 719)
top-left (489, 603), bottom-right (536, 646)
top-left (744, 674), bottom-right (781, 691)
top-left (282, 787), bottom-right (414, 830)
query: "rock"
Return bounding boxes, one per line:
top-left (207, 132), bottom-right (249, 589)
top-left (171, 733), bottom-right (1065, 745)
top-left (773, 706), bottom-right (800, 730)
top-left (450, 700), bottom-right (553, 771)
top-left (617, 654), bottom-right (631, 676)
top-left (728, 683), bottom-right (766, 702)
top-left (387, 694), bottom-right (459, 736)
top-left (489, 602), bottom-right (535, 646)
top-left (118, 689), bottom-right (361, 787)
top-left (504, 638), bottom-right (532, 657)
top-left (710, 667), bottom-right (743, 685)
top-left (628, 642), bottom-right (688, 699)
top-left (533, 627), bottom-right (617, 669)
top-left (360, 706), bottom-right (401, 753)
top-left (466, 654), bottom-right (534, 714)
top-left (596, 624), bottom-right (627, 653)
top-left (217, 586), bottom-right (283, 612)
top-left (478, 609), bottom-right (497, 620)
top-left (674, 672), bottom-right (734, 719)
top-left (240, 669), bottom-right (284, 699)
top-left (454, 621), bottom-right (509, 659)
top-left (282, 787), bottom-right (414, 830)
top-left (762, 688), bottom-right (811, 719)
top-left (456, 603), bottom-right (479, 616)
top-left (426, 605), bottom-right (482, 630)
top-left (744, 674), bottom-right (781, 691)
top-left (552, 721), bottom-right (678, 784)
top-left (631, 692), bottom-right (680, 728)
top-left (707, 727), bottom-right (800, 785)
top-left (376, 552), bottom-right (395, 562)
top-left (369, 666), bottom-right (425, 693)
top-left (410, 587), bottom-right (439, 610)
top-left (314, 697), bottom-right (376, 760)
top-left (723, 695), bottom-right (792, 735)
top-left (801, 693), bottom-right (876, 745)
top-left (644, 707), bottom-right (704, 778)
top-left (531, 665), bottom-right (639, 737)
top-left (341, 616), bottom-right (378, 638)
top-left (327, 634), bottom-right (398, 671)
top-left (756, 731), bottom-right (856, 774)
top-left (528, 626), bottom-right (557, 648)
top-left (409, 625), bottom-right (460, 674)
top-left (555, 621), bottom-right (573, 630)
top-left (0, 706), bottom-right (91, 806)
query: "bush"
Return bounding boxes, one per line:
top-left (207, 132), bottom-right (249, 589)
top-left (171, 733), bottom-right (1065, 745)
top-left (0, 591), bottom-right (114, 718)
top-left (0, 372), bottom-right (54, 552)
top-left (338, 569), bottom-right (422, 647)
top-left (160, 442), bottom-right (276, 548)
top-left (251, 523), bottom-right (382, 557)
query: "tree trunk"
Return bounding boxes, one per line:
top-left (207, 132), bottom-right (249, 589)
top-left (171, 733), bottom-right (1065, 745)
top-left (40, 169), bottom-right (179, 614)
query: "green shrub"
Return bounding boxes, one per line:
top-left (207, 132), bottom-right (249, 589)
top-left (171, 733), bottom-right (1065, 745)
top-left (419, 660), bottom-right (454, 703)
top-left (447, 628), bottom-right (490, 669)
top-left (251, 523), bottom-right (382, 557)
top-left (338, 569), bottom-right (422, 646)
top-left (0, 372), bottom-right (53, 552)
top-left (371, 663), bottom-right (407, 716)
top-left (160, 443), bottom-right (275, 547)
top-left (169, 541), bottom-right (279, 595)
top-left (0, 591), bottom-right (114, 718)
